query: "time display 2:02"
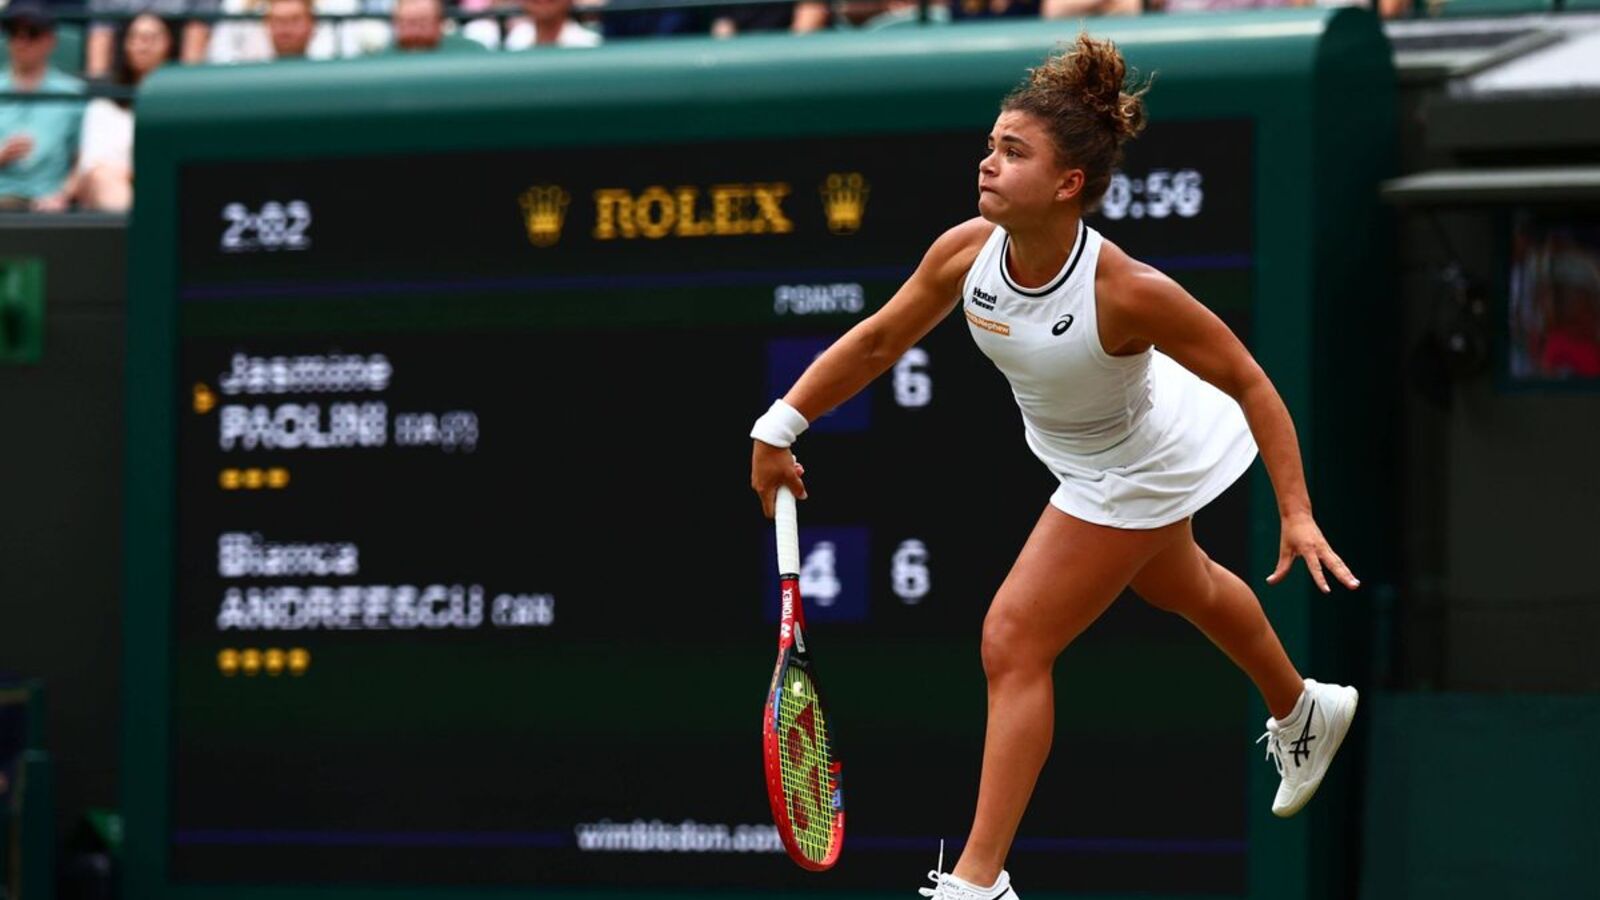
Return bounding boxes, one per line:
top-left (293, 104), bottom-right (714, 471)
top-left (220, 201), bottom-right (314, 254)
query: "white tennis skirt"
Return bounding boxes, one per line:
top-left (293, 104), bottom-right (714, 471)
top-left (1028, 352), bottom-right (1259, 530)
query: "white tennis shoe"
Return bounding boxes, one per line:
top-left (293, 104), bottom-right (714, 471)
top-left (918, 843), bottom-right (1018, 900)
top-left (1257, 678), bottom-right (1359, 818)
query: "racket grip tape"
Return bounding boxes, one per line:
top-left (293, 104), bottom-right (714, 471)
top-left (775, 485), bottom-right (800, 576)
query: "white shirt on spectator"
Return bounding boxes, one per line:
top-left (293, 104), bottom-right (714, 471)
top-left (208, 0), bottom-right (393, 63)
top-left (208, 0), bottom-right (273, 64)
top-left (502, 19), bottom-right (601, 49)
top-left (1161, 0), bottom-right (1294, 9)
top-left (76, 98), bottom-right (133, 175)
top-left (315, 0), bottom-right (393, 59)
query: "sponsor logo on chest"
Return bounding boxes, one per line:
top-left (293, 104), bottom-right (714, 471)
top-left (965, 309), bottom-right (1011, 337)
top-left (969, 286), bottom-right (998, 311)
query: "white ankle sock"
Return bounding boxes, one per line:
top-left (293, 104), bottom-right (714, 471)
top-left (948, 872), bottom-right (1004, 895)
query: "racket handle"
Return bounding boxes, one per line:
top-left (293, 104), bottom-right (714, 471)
top-left (775, 485), bottom-right (800, 576)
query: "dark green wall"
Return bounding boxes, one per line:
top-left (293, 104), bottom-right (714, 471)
top-left (0, 216), bottom-right (127, 854)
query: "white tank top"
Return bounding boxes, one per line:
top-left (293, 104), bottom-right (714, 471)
top-left (962, 221), bottom-right (1157, 466)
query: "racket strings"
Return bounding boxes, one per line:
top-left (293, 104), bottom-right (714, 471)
top-left (776, 664), bottom-right (836, 863)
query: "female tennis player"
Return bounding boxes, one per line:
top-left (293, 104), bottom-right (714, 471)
top-left (749, 33), bottom-right (1362, 900)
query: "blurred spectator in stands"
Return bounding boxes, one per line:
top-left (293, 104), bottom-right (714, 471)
top-left (701, 1), bottom-right (831, 36)
top-left (0, 3), bottom-right (85, 209)
top-left (503, 0), bottom-right (600, 48)
top-left (1040, 0), bottom-right (1136, 16)
top-left (0, 3), bottom-right (85, 211)
top-left (211, 0), bottom-right (390, 64)
top-left (318, 0), bottom-right (394, 57)
top-left (1149, 0), bottom-right (1406, 14)
top-left (581, 0), bottom-right (701, 40)
top-left (208, 0), bottom-right (273, 63)
top-left (460, 0), bottom-right (510, 48)
top-left (1150, 0), bottom-right (1300, 10)
top-left (35, 12), bottom-right (170, 212)
top-left (387, 0), bottom-right (483, 51)
top-left (392, 0), bottom-right (445, 50)
top-left (86, 0), bottom-right (214, 76)
top-left (949, 0), bottom-right (1035, 18)
top-left (266, 0), bottom-right (317, 57)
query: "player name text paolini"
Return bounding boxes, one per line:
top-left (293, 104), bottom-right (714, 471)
top-left (217, 403), bottom-right (482, 452)
top-left (219, 402), bottom-right (388, 451)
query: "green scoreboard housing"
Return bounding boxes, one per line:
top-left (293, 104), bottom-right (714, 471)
top-left (124, 11), bottom-right (1395, 900)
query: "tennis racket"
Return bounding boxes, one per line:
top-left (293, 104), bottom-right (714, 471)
top-left (762, 485), bottom-right (844, 871)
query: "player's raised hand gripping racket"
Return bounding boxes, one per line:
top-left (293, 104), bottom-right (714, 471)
top-left (763, 485), bottom-right (844, 871)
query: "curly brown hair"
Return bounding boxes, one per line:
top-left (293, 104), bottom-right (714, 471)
top-left (1002, 33), bottom-right (1151, 213)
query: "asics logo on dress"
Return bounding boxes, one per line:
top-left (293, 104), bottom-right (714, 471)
top-left (970, 287), bottom-right (997, 311)
top-left (1052, 314), bottom-right (1075, 336)
top-left (1288, 701), bottom-right (1318, 767)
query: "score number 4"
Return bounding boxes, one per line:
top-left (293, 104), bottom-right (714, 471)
top-left (798, 539), bottom-right (929, 606)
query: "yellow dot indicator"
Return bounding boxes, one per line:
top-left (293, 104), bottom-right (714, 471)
top-left (287, 648), bottom-right (310, 675)
top-left (193, 383), bottom-right (216, 415)
top-left (218, 648), bottom-right (239, 676)
top-left (240, 648), bottom-right (262, 676)
top-left (791, 678), bottom-right (805, 696)
top-left (242, 468), bottom-right (264, 489)
top-left (266, 467), bottom-right (290, 489)
top-left (219, 469), bottom-right (241, 490)
top-left (264, 648), bottom-right (286, 676)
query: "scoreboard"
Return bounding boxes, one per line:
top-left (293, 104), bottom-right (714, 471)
top-left (126, 13), bottom-right (1396, 900)
top-left (169, 123), bottom-right (1253, 893)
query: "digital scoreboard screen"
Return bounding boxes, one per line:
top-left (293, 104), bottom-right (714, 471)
top-left (171, 121), bottom-right (1256, 894)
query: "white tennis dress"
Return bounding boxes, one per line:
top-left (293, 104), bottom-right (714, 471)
top-left (961, 220), bottom-right (1258, 529)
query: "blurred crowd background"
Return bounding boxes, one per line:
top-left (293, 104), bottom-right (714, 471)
top-left (1, 0), bottom-right (1422, 214)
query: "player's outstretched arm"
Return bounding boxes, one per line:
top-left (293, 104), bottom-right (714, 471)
top-left (749, 218), bottom-right (993, 517)
top-left (1097, 242), bottom-right (1361, 594)
top-left (783, 218), bottom-right (991, 421)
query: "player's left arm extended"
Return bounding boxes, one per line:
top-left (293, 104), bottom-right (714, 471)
top-left (1103, 262), bottom-right (1359, 593)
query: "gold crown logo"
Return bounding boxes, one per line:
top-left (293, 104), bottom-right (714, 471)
top-left (820, 173), bottom-right (869, 235)
top-left (519, 185), bottom-right (571, 247)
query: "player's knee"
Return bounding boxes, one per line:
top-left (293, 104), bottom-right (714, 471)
top-left (980, 606), bottom-right (1045, 680)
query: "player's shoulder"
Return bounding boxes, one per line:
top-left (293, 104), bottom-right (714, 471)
top-left (1095, 234), bottom-right (1182, 313)
top-left (934, 216), bottom-right (998, 257)
top-left (923, 217), bottom-right (998, 280)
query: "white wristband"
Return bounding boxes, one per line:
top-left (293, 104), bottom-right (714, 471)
top-left (750, 399), bottom-right (809, 449)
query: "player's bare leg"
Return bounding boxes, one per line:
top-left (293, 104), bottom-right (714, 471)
top-left (948, 506), bottom-right (1184, 890)
top-left (1129, 517), bottom-right (1357, 819)
top-left (1128, 518), bottom-right (1302, 719)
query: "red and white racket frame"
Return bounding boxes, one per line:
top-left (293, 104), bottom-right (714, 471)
top-left (762, 485), bottom-right (844, 871)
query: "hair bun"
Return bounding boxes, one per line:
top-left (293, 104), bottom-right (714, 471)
top-left (1000, 32), bottom-right (1151, 213)
top-left (1029, 32), bottom-right (1148, 144)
